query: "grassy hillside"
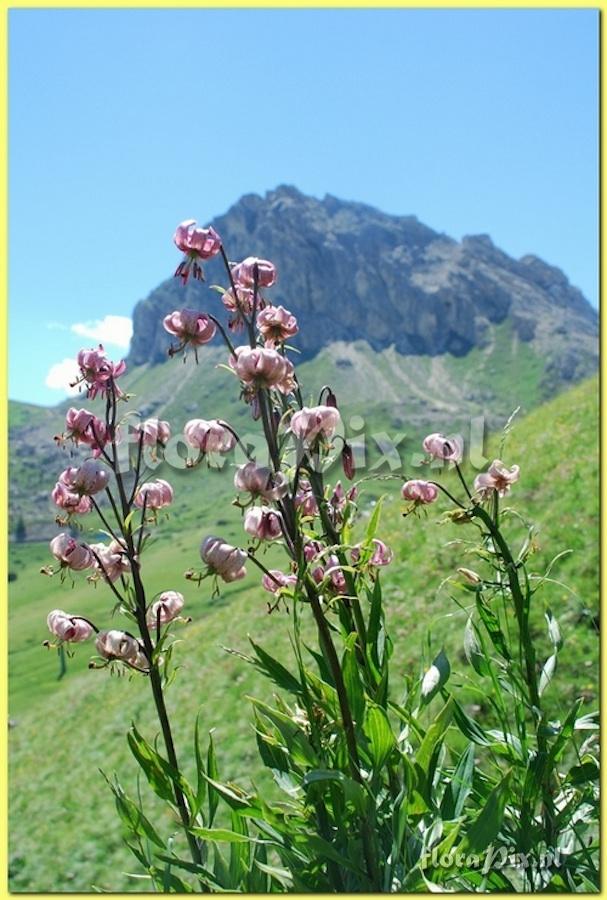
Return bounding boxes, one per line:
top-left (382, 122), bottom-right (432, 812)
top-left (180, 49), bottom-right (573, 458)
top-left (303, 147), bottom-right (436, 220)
top-left (8, 372), bottom-right (598, 892)
top-left (8, 319), bottom-right (561, 541)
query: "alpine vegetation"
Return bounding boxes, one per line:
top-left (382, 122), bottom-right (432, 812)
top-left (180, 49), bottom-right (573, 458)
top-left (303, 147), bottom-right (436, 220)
top-left (41, 219), bottom-right (599, 893)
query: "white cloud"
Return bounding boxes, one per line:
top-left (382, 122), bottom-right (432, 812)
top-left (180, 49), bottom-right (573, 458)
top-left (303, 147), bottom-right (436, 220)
top-left (71, 315), bottom-right (133, 349)
top-left (45, 358), bottom-right (81, 396)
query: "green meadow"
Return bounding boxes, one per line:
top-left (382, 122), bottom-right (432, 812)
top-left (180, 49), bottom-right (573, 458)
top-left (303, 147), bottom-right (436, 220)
top-left (8, 374), bottom-right (598, 892)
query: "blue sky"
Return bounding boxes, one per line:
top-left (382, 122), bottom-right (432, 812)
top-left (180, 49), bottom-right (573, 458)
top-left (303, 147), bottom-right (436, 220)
top-left (9, 7), bottom-right (598, 405)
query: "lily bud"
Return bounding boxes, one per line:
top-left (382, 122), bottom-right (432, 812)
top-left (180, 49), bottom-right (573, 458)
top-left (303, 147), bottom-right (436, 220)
top-left (342, 441), bottom-right (355, 480)
top-left (325, 388), bottom-right (338, 408)
top-left (134, 479), bottom-right (174, 510)
top-left (457, 567), bottom-right (482, 584)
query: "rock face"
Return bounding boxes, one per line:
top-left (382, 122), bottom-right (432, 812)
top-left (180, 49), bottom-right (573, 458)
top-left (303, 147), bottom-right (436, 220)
top-left (128, 185), bottom-right (597, 387)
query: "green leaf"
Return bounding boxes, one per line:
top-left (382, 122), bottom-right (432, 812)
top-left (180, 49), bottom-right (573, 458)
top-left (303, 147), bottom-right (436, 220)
top-left (229, 810), bottom-right (250, 886)
top-left (190, 827), bottom-right (257, 844)
top-left (450, 697), bottom-right (492, 747)
top-left (475, 595), bottom-right (511, 660)
top-left (302, 834), bottom-right (366, 876)
top-left (122, 510), bottom-right (137, 533)
top-left (464, 769), bottom-right (512, 853)
top-left (193, 714), bottom-right (207, 818)
top-left (201, 774), bottom-right (261, 814)
top-left (212, 845), bottom-right (230, 888)
top-left (159, 869), bottom-right (196, 893)
top-left (254, 715), bottom-right (291, 774)
top-left (153, 854), bottom-right (224, 891)
top-left (463, 617), bottom-right (490, 677)
top-left (207, 731), bottom-right (220, 825)
top-left (441, 744), bottom-right (475, 820)
top-left (127, 725), bottom-right (184, 805)
top-left (342, 634), bottom-right (366, 724)
top-left (102, 773), bottom-right (166, 849)
top-left (363, 496), bottom-right (385, 545)
top-left (249, 698), bottom-right (318, 767)
top-left (366, 577), bottom-right (386, 673)
top-left (254, 860), bottom-right (293, 890)
top-left (303, 642), bottom-right (334, 685)
top-left (301, 769), bottom-right (367, 814)
top-left (566, 759), bottom-right (599, 786)
top-left (248, 638), bottom-right (302, 693)
top-left (301, 768), bottom-right (351, 790)
top-left (420, 649), bottom-right (450, 705)
top-left (363, 704), bottom-right (396, 771)
top-left (416, 696), bottom-right (454, 773)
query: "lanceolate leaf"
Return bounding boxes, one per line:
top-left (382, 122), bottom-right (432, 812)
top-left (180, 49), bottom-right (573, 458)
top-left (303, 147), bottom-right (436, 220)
top-left (463, 616), bottom-right (490, 677)
top-left (416, 697), bottom-right (454, 774)
top-left (102, 772), bottom-right (166, 850)
top-left (342, 635), bottom-right (366, 724)
top-left (127, 725), bottom-right (191, 807)
top-left (441, 743), bottom-right (475, 820)
top-left (193, 714), bottom-right (207, 818)
top-left (364, 496), bottom-right (385, 546)
top-left (364, 704), bottom-right (396, 771)
top-left (475, 595), bottom-right (511, 661)
top-left (207, 732), bottom-right (220, 825)
top-left (189, 827), bottom-right (257, 844)
top-left (450, 697), bottom-right (492, 747)
top-left (248, 638), bottom-right (302, 693)
top-left (464, 769), bottom-right (512, 853)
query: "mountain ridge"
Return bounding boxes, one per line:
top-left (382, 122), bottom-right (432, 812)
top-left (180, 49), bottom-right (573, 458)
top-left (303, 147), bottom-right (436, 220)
top-left (128, 185), bottom-right (597, 393)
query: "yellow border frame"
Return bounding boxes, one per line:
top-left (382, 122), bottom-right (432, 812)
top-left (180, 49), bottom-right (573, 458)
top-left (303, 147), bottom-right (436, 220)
top-left (0, 2), bottom-right (602, 898)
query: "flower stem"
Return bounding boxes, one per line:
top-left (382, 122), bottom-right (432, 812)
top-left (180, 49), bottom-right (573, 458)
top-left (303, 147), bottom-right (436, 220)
top-left (471, 503), bottom-right (555, 847)
top-left (105, 386), bottom-right (204, 873)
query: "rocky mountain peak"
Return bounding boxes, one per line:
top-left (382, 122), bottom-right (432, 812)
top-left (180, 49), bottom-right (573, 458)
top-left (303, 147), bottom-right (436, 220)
top-left (128, 186), bottom-right (597, 389)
